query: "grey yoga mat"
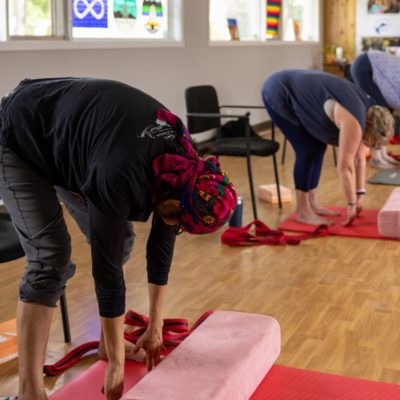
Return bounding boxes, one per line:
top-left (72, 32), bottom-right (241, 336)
top-left (368, 170), bottom-right (400, 186)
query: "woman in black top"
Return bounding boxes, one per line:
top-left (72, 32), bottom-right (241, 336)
top-left (0, 78), bottom-right (236, 400)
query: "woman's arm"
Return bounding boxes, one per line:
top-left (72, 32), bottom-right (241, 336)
top-left (101, 316), bottom-right (125, 400)
top-left (334, 103), bottom-right (364, 224)
top-left (354, 143), bottom-right (367, 215)
top-left (355, 143), bottom-right (367, 192)
top-left (134, 214), bottom-right (176, 369)
top-left (88, 200), bottom-right (128, 399)
top-left (133, 283), bottom-right (166, 370)
top-left (148, 282), bottom-right (166, 330)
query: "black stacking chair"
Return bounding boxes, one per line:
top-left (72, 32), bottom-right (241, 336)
top-left (185, 85), bottom-right (282, 221)
top-left (0, 207), bottom-right (71, 343)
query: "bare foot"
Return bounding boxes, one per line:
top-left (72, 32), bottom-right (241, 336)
top-left (311, 206), bottom-right (341, 217)
top-left (98, 339), bottom-right (147, 363)
top-left (382, 155), bottom-right (400, 166)
top-left (370, 159), bottom-right (398, 170)
top-left (124, 340), bottom-right (147, 362)
top-left (296, 213), bottom-right (333, 226)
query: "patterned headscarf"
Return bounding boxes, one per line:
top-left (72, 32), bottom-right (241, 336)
top-left (152, 109), bottom-right (237, 234)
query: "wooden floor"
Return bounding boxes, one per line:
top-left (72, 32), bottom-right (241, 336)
top-left (1, 132), bottom-right (400, 396)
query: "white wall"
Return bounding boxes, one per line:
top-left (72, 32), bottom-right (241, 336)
top-left (0, 0), bottom-right (322, 125)
top-left (356, 0), bottom-right (400, 54)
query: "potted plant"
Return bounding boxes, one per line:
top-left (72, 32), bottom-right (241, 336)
top-left (324, 44), bottom-right (336, 64)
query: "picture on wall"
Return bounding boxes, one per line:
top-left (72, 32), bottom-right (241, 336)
top-left (368, 0), bottom-right (400, 14)
top-left (362, 36), bottom-right (400, 52)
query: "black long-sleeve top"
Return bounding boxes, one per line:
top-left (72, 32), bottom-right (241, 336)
top-left (0, 77), bottom-right (177, 317)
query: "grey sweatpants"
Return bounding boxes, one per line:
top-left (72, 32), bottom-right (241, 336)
top-left (0, 144), bottom-right (134, 308)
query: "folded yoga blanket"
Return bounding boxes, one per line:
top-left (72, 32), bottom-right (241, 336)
top-left (122, 311), bottom-right (281, 400)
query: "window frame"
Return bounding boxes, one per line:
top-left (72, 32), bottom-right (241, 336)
top-left (6, 0), bottom-right (67, 40)
top-left (208, 0), bottom-right (321, 45)
top-left (0, 0), bottom-right (183, 50)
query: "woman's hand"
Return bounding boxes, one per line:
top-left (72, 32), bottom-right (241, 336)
top-left (134, 326), bottom-right (165, 371)
top-left (100, 316), bottom-right (125, 400)
top-left (104, 362), bottom-right (124, 400)
top-left (342, 204), bottom-right (358, 226)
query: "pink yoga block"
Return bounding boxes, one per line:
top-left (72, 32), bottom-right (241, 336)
top-left (378, 188), bottom-right (400, 239)
top-left (257, 184), bottom-right (292, 204)
top-left (122, 311), bottom-right (281, 400)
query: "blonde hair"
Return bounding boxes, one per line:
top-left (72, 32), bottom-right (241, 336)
top-left (364, 106), bottom-right (395, 147)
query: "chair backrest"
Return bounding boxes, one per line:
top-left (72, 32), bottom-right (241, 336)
top-left (185, 85), bottom-right (221, 133)
top-left (0, 212), bottom-right (24, 263)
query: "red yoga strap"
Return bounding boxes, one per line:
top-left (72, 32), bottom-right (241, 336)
top-left (43, 309), bottom-right (214, 376)
top-left (43, 341), bottom-right (100, 376)
top-left (221, 219), bottom-right (328, 247)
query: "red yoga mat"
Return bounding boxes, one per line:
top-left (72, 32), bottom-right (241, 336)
top-left (49, 360), bottom-right (147, 400)
top-left (250, 365), bottom-right (400, 400)
top-left (49, 361), bottom-right (400, 400)
top-left (279, 207), bottom-right (393, 240)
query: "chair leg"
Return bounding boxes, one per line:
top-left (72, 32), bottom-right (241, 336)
top-left (332, 145), bottom-right (337, 167)
top-left (60, 292), bottom-right (71, 343)
top-left (246, 154), bottom-right (258, 221)
top-left (281, 138), bottom-right (287, 165)
top-left (272, 152), bottom-right (283, 209)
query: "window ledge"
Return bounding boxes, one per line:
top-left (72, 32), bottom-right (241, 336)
top-left (209, 40), bottom-right (321, 47)
top-left (0, 39), bottom-right (184, 52)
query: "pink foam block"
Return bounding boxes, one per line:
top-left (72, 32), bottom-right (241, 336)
top-left (378, 188), bottom-right (400, 239)
top-left (122, 311), bottom-right (280, 400)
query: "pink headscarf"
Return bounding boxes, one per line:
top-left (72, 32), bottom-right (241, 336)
top-left (152, 109), bottom-right (237, 234)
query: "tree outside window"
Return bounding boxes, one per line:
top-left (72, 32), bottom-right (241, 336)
top-left (8, 0), bottom-right (52, 36)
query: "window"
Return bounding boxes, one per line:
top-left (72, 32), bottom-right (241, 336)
top-left (209, 0), bottom-right (319, 42)
top-left (72, 0), bottom-right (176, 40)
top-left (1, 0), bottom-right (181, 42)
top-left (209, 0), bottom-right (262, 41)
top-left (7, 0), bottom-right (65, 38)
top-left (281, 0), bottom-right (319, 42)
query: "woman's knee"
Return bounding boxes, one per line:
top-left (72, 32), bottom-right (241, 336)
top-left (19, 258), bottom-right (76, 308)
top-left (19, 227), bottom-right (75, 307)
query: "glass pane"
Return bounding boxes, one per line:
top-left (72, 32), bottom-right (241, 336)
top-left (72, 0), bottom-right (173, 39)
top-left (282, 0), bottom-right (319, 41)
top-left (210, 0), bottom-right (261, 41)
top-left (8, 0), bottom-right (52, 36)
top-left (266, 0), bottom-right (282, 40)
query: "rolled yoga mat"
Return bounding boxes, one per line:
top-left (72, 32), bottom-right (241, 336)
top-left (279, 207), bottom-right (397, 240)
top-left (49, 360), bottom-right (147, 400)
top-left (122, 311), bottom-right (281, 400)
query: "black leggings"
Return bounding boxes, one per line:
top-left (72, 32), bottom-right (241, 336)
top-left (264, 102), bottom-right (327, 192)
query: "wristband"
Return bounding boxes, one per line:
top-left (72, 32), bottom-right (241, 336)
top-left (356, 190), bottom-right (366, 195)
top-left (348, 202), bottom-right (356, 206)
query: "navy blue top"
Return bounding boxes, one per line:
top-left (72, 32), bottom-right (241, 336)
top-left (262, 70), bottom-right (375, 145)
top-left (0, 78), bottom-right (178, 318)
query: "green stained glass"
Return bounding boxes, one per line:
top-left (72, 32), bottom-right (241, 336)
top-left (113, 0), bottom-right (137, 19)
